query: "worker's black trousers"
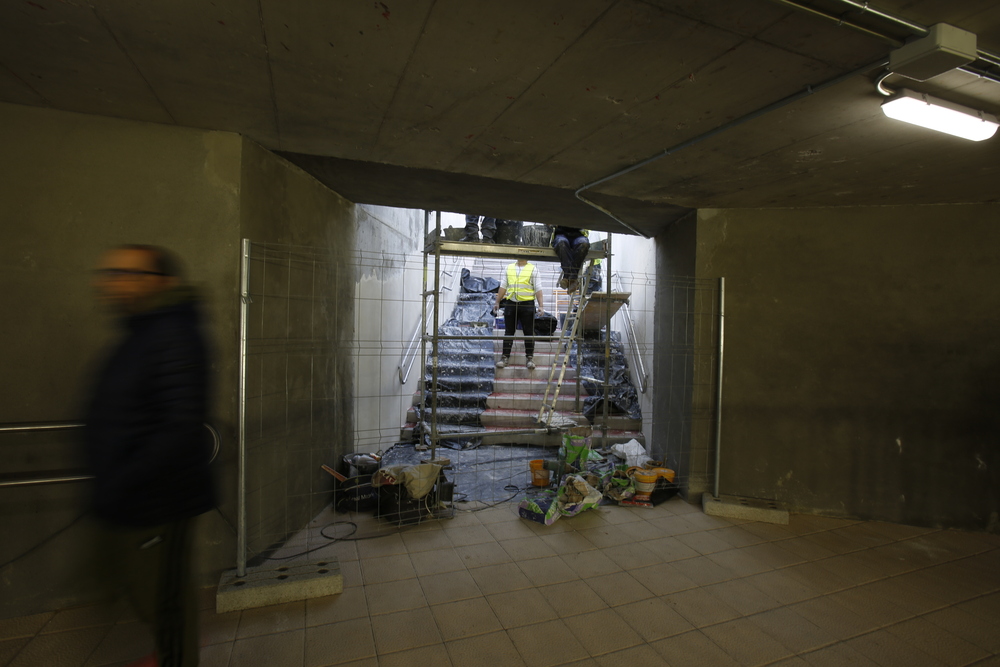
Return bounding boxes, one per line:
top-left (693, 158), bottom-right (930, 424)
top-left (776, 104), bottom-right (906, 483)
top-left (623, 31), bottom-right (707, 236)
top-left (502, 299), bottom-right (536, 359)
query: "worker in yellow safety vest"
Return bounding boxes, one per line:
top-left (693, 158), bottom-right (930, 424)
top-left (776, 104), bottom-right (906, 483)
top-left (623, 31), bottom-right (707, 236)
top-left (493, 258), bottom-right (544, 370)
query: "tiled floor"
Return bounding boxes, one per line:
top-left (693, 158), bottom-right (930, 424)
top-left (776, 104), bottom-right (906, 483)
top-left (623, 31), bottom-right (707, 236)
top-left (3, 497), bottom-right (1000, 666)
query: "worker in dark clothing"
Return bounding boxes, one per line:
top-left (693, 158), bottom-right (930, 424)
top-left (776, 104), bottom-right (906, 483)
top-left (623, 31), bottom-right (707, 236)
top-left (551, 226), bottom-right (590, 292)
top-left (463, 214), bottom-right (497, 243)
top-left (86, 245), bottom-right (214, 667)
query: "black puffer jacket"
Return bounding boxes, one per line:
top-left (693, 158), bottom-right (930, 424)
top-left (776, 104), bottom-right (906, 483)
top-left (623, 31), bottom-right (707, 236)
top-left (85, 286), bottom-right (216, 527)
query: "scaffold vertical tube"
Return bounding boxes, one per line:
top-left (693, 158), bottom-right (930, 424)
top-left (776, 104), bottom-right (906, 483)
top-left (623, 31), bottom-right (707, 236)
top-left (713, 277), bottom-right (725, 499)
top-left (237, 238), bottom-right (250, 578)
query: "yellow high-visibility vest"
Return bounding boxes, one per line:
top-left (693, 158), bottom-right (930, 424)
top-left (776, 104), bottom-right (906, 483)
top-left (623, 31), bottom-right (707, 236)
top-left (505, 263), bottom-right (535, 302)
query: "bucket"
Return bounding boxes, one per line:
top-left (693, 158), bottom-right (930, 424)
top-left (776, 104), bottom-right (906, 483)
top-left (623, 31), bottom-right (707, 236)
top-left (531, 468), bottom-right (551, 487)
top-left (529, 460), bottom-right (550, 487)
top-left (632, 470), bottom-right (658, 499)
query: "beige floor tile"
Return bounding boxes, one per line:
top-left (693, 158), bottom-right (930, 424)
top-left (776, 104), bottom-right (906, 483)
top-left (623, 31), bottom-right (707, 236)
top-left (305, 588), bottom-right (369, 627)
top-left (705, 547), bottom-right (774, 578)
top-left (456, 543), bottom-right (511, 569)
top-left (629, 562), bottom-right (698, 596)
top-left (563, 608), bottom-right (643, 656)
top-left (0, 612), bottom-right (53, 640)
top-left (419, 570), bottom-right (482, 606)
top-left (304, 618), bottom-right (376, 667)
top-left (507, 619), bottom-right (590, 667)
top-left (598, 507), bottom-right (647, 525)
top-left (305, 539), bottom-right (359, 564)
top-left (791, 597), bottom-right (875, 641)
top-left (643, 535), bottom-right (701, 562)
top-left (746, 607), bottom-right (837, 654)
top-left (355, 533), bottom-right (408, 559)
top-left (675, 530), bottom-right (734, 556)
top-left (644, 516), bottom-right (701, 537)
top-left (487, 589), bottom-right (559, 628)
top-left (0, 638), bottom-right (29, 666)
top-left (377, 644), bottom-right (451, 667)
top-left (447, 525), bottom-right (497, 548)
top-left (576, 525), bottom-right (631, 549)
top-left (338, 559), bottom-right (363, 587)
top-left (409, 547), bottom-right (466, 577)
top-left (800, 642), bottom-right (880, 666)
top-left (669, 555), bottom-right (737, 586)
top-left (484, 519), bottom-right (538, 541)
top-left (603, 542), bottom-right (662, 570)
top-left (83, 622), bottom-right (154, 666)
top-left (845, 629), bottom-right (948, 667)
top-left (538, 531), bottom-right (597, 555)
top-left (743, 569), bottom-right (818, 606)
top-left (537, 581), bottom-right (608, 618)
top-left (446, 631), bottom-right (524, 667)
top-left (39, 604), bottom-right (121, 634)
top-left (10, 627), bottom-right (113, 667)
top-left (814, 553), bottom-right (885, 587)
top-left (777, 536), bottom-right (838, 562)
top-left (830, 523), bottom-right (899, 549)
top-left (468, 562), bottom-right (534, 595)
top-left (229, 628), bottom-right (304, 667)
top-left (783, 562), bottom-right (851, 596)
top-left (614, 597), bottom-right (693, 642)
top-left (442, 511), bottom-right (487, 528)
top-left (360, 554), bottom-right (415, 584)
top-left (884, 617), bottom-right (989, 666)
top-left (595, 642), bottom-right (670, 666)
top-left (739, 521), bottom-right (796, 542)
top-left (650, 629), bottom-right (741, 667)
top-left (559, 550), bottom-right (622, 578)
top-left (788, 515), bottom-right (860, 534)
top-left (710, 525), bottom-right (769, 549)
top-left (801, 529), bottom-right (868, 555)
top-left (365, 577), bottom-right (428, 615)
top-left (500, 536), bottom-right (558, 561)
top-left (616, 519), bottom-right (667, 543)
top-left (662, 587), bottom-right (742, 628)
top-left (828, 585), bottom-right (912, 627)
top-left (703, 578), bottom-right (783, 616)
top-left (370, 607), bottom-right (442, 654)
top-left (585, 572), bottom-right (654, 607)
top-left (924, 606), bottom-right (1000, 653)
top-left (474, 507), bottom-right (520, 525)
top-left (430, 598), bottom-right (502, 641)
top-left (701, 618), bottom-right (794, 666)
top-left (519, 555), bottom-right (581, 587)
top-left (401, 529), bottom-right (454, 553)
top-left (236, 600), bottom-right (306, 639)
top-left (199, 610), bottom-right (241, 646)
top-left (198, 641), bottom-right (233, 667)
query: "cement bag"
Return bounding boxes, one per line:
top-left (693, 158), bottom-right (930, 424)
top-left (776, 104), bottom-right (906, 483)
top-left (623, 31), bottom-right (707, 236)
top-left (557, 475), bottom-right (602, 517)
top-left (610, 439), bottom-right (651, 468)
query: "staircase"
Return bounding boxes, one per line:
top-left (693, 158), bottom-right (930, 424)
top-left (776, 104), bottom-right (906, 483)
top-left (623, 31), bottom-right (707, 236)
top-left (401, 254), bottom-right (645, 448)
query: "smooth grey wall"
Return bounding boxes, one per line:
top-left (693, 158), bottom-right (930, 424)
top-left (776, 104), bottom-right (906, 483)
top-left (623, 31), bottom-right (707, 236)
top-left (0, 102), bottom-right (242, 617)
top-left (695, 205), bottom-right (1000, 529)
top-left (238, 140), bottom-right (357, 558)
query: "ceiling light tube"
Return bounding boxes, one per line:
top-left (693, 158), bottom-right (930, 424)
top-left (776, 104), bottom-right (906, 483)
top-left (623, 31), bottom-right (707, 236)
top-left (881, 88), bottom-right (999, 141)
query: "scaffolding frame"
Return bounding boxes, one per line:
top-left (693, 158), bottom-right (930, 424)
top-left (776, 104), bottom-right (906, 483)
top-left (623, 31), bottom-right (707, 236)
top-left (418, 213), bottom-right (617, 506)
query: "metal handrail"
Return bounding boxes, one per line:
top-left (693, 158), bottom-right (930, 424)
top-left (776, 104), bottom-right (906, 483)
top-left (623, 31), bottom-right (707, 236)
top-left (0, 421), bottom-right (222, 488)
top-left (397, 263), bottom-right (458, 384)
top-left (612, 272), bottom-right (648, 394)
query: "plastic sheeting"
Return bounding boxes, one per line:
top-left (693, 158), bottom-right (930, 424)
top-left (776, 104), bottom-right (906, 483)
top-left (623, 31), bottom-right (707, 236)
top-left (412, 273), bottom-right (498, 449)
top-left (573, 332), bottom-right (642, 421)
top-left (459, 268), bottom-right (499, 295)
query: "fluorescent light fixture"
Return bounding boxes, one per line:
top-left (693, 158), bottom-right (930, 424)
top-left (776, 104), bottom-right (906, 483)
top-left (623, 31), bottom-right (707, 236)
top-left (881, 88), bottom-right (999, 141)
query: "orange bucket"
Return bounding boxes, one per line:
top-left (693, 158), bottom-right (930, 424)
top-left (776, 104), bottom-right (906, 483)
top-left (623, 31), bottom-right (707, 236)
top-left (529, 460), bottom-right (550, 487)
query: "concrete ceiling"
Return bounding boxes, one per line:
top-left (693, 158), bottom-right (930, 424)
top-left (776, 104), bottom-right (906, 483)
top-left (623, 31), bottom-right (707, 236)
top-left (2, 0), bottom-right (998, 236)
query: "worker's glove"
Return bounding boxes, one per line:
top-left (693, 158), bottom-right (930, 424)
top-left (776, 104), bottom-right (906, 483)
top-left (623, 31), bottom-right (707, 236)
top-left (491, 306), bottom-right (498, 317)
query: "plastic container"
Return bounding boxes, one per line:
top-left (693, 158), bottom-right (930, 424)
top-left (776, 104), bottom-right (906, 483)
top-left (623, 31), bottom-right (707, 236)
top-left (529, 460), bottom-right (550, 487)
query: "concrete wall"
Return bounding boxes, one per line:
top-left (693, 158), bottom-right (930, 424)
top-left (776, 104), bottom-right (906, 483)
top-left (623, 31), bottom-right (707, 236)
top-left (0, 102), bottom-right (242, 617)
top-left (352, 205), bottom-right (424, 453)
top-left (607, 233), bottom-right (656, 446)
top-left (238, 141), bottom-right (358, 558)
top-left (696, 205), bottom-right (1000, 529)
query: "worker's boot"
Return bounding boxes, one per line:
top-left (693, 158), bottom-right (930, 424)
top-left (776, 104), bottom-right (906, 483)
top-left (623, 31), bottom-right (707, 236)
top-left (496, 356), bottom-right (509, 369)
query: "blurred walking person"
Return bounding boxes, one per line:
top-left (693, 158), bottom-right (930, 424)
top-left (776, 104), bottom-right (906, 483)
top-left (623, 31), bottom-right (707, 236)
top-left (86, 245), bottom-right (215, 667)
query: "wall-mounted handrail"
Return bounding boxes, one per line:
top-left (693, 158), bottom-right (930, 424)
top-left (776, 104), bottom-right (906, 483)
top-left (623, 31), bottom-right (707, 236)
top-left (611, 272), bottom-right (648, 394)
top-left (397, 263), bottom-right (458, 385)
top-left (0, 421), bottom-right (222, 488)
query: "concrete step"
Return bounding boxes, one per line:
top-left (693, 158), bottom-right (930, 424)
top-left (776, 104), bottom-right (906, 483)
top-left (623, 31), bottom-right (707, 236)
top-left (398, 424), bottom-right (645, 448)
top-left (486, 392), bottom-right (578, 411)
top-left (405, 406), bottom-right (641, 432)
